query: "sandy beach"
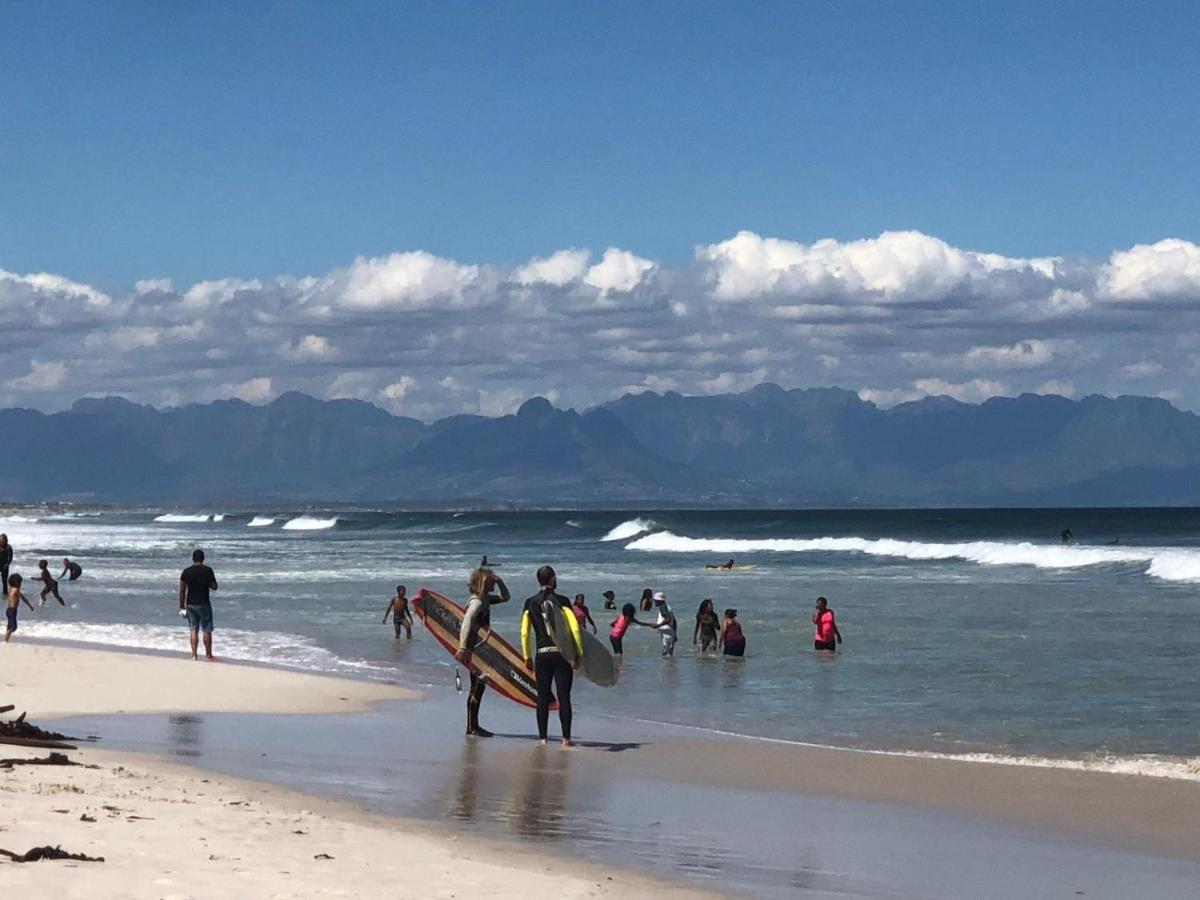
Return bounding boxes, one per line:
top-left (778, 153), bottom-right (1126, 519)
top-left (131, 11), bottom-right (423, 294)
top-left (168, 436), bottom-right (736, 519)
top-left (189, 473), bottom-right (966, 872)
top-left (0, 643), bottom-right (707, 899)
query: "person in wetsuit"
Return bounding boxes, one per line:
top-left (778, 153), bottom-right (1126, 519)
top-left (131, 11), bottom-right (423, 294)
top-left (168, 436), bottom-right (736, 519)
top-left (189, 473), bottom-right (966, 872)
top-left (60, 558), bottom-right (83, 582)
top-left (520, 565), bottom-right (583, 746)
top-left (0, 535), bottom-right (13, 594)
top-left (382, 584), bottom-right (412, 639)
top-left (693, 598), bottom-right (720, 651)
top-left (455, 567), bottom-right (510, 737)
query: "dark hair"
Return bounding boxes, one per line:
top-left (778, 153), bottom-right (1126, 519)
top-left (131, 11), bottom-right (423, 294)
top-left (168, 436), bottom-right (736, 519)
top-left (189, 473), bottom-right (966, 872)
top-left (816, 596), bottom-right (828, 606)
top-left (8, 574), bottom-right (20, 588)
top-left (38, 559), bottom-right (48, 568)
top-left (602, 590), bottom-right (615, 598)
top-left (640, 588), bottom-right (653, 601)
top-left (574, 593), bottom-right (585, 603)
top-left (396, 585), bottom-right (406, 594)
top-left (724, 608), bottom-right (737, 618)
top-left (697, 598), bottom-right (714, 616)
top-left (621, 602), bottom-right (636, 619)
top-left (192, 549), bottom-right (205, 563)
top-left (536, 565), bottom-right (555, 587)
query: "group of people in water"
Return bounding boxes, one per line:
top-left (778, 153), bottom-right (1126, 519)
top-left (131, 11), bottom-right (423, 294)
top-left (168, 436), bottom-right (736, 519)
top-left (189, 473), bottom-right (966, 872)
top-left (604, 590), bottom-right (746, 658)
top-left (3, 532), bottom-right (85, 643)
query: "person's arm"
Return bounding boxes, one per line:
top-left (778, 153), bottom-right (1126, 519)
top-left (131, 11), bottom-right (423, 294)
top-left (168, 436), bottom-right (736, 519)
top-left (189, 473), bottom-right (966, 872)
top-left (178, 578), bottom-right (187, 611)
top-left (457, 599), bottom-right (482, 658)
top-left (834, 619), bottom-right (843, 643)
top-left (585, 609), bottom-right (597, 633)
top-left (382, 599), bottom-right (394, 623)
top-left (811, 609), bottom-right (820, 625)
top-left (209, 573), bottom-right (218, 591)
top-left (59, 567), bottom-right (69, 581)
top-left (692, 616), bottom-right (700, 644)
top-left (562, 601), bottom-right (584, 662)
top-left (491, 577), bottom-right (510, 604)
top-left (718, 620), bottom-right (727, 647)
top-left (520, 607), bottom-right (533, 667)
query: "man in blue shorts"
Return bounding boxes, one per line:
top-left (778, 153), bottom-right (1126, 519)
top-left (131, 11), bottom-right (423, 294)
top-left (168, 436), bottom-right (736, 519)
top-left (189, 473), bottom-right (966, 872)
top-left (179, 548), bottom-right (218, 661)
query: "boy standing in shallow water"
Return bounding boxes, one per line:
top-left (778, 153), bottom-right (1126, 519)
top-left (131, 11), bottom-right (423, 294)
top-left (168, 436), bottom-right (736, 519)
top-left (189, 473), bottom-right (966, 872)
top-left (5, 574), bottom-right (34, 642)
top-left (382, 585), bottom-right (412, 639)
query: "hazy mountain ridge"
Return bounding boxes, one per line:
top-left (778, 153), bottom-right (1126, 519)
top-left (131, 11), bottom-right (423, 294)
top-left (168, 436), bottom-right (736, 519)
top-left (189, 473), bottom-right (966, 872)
top-left (1, 387), bottom-right (1197, 506)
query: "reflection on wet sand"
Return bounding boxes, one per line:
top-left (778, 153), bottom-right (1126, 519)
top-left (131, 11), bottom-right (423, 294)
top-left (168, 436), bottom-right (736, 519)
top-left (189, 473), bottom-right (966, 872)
top-left (167, 714), bottom-right (204, 757)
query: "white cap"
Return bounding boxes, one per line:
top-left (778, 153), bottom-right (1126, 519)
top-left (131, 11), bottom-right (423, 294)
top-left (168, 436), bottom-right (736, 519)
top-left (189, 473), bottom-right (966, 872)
top-left (652, 591), bottom-right (666, 603)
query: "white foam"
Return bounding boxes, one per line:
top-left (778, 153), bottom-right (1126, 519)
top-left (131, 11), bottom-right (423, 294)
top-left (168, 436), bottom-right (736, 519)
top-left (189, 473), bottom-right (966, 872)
top-left (212, 514), bottom-right (225, 522)
top-left (565, 520), bottom-right (583, 528)
top-left (1, 514), bottom-right (40, 523)
top-left (281, 515), bottom-right (338, 531)
top-left (153, 513), bottom-right (212, 523)
top-left (601, 517), bottom-right (660, 542)
top-left (625, 531), bottom-right (1200, 583)
top-left (247, 516), bottom-right (276, 527)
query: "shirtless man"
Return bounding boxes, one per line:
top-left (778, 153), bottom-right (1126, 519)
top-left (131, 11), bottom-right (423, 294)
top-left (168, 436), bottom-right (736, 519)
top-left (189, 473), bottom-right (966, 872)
top-left (382, 585), bottom-right (413, 639)
top-left (34, 559), bottom-right (64, 606)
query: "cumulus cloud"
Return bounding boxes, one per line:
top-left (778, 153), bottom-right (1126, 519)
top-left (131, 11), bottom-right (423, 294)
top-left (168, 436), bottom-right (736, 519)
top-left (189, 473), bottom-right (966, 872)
top-left (1, 228), bottom-right (1199, 417)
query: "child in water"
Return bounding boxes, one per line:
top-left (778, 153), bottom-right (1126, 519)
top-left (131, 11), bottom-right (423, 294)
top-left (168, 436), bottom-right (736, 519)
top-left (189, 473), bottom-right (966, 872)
top-left (719, 608), bottom-right (746, 657)
top-left (382, 585), bottom-right (412, 639)
top-left (5, 574), bottom-right (33, 642)
top-left (34, 559), bottom-right (64, 607)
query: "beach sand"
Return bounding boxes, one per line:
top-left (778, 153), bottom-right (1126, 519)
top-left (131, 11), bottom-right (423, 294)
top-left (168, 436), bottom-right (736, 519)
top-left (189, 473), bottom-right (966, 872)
top-left (0, 644), bottom-right (708, 898)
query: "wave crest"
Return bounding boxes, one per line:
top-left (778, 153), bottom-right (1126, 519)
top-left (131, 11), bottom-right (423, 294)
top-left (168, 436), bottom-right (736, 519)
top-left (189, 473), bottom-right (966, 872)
top-left (625, 531), bottom-right (1200, 583)
top-left (247, 516), bottom-right (276, 527)
top-left (600, 517), bottom-right (660, 542)
top-left (281, 515), bottom-right (338, 531)
top-left (153, 513), bottom-right (211, 523)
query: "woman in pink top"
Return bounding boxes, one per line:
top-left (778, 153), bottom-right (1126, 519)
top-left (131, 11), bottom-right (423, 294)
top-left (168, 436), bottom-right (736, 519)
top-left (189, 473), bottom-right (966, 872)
top-left (609, 603), bottom-right (651, 655)
top-left (812, 596), bottom-right (842, 652)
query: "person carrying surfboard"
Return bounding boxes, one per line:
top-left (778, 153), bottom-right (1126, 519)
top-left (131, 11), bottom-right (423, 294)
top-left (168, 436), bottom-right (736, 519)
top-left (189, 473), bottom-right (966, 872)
top-left (520, 565), bottom-right (583, 747)
top-left (455, 567), bottom-right (510, 737)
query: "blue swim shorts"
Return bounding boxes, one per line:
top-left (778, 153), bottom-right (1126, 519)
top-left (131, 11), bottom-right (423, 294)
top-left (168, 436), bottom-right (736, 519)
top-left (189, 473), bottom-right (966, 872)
top-left (185, 605), bottom-right (214, 633)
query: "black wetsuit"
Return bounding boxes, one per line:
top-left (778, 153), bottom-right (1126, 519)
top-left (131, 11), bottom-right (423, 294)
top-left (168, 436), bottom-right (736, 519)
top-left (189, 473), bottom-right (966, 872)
top-left (62, 561), bottom-right (83, 581)
top-left (0, 543), bottom-right (12, 592)
top-left (521, 588), bottom-right (575, 741)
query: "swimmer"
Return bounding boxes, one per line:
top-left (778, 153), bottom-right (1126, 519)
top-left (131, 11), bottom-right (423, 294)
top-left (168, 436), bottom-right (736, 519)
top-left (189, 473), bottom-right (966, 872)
top-left (601, 589), bottom-right (617, 610)
top-left (639, 587), bottom-right (654, 613)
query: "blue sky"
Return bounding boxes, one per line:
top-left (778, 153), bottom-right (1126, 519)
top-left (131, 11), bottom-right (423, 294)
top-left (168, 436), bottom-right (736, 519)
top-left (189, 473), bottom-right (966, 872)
top-left (3, 1), bottom-right (1198, 288)
top-left (2, 2), bottom-right (1200, 416)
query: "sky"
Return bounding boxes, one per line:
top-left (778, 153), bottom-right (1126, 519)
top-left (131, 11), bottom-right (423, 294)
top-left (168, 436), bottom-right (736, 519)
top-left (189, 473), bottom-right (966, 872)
top-left (1, 1), bottom-right (1199, 417)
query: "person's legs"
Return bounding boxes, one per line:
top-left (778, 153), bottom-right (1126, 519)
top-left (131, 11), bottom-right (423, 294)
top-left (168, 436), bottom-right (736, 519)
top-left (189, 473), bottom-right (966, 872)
top-left (200, 606), bottom-right (215, 660)
top-left (466, 674), bottom-right (490, 735)
top-left (404, 617), bottom-right (412, 639)
top-left (53, 583), bottom-right (64, 605)
top-left (40, 586), bottom-right (49, 606)
top-left (534, 654), bottom-right (556, 742)
top-left (189, 629), bottom-right (199, 659)
top-left (553, 657), bottom-right (574, 743)
top-left (393, 617), bottom-right (403, 639)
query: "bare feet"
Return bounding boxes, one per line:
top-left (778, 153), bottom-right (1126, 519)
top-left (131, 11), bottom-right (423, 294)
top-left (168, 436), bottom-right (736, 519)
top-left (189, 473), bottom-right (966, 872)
top-left (562, 738), bottom-right (575, 748)
top-left (538, 738), bottom-right (548, 746)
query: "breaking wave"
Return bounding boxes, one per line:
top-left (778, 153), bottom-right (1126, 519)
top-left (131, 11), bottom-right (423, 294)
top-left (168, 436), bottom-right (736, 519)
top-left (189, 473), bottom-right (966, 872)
top-left (153, 513), bottom-right (212, 523)
top-left (247, 516), bottom-right (276, 527)
top-left (281, 515), bottom-right (338, 531)
top-left (625, 532), bottom-right (1200, 583)
top-left (600, 517), bottom-right (661, 542)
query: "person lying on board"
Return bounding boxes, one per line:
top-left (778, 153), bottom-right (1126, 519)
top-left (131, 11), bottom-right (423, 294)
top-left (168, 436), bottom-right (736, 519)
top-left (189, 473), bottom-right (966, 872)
top-left (704, 559), bottom-right (737, 570)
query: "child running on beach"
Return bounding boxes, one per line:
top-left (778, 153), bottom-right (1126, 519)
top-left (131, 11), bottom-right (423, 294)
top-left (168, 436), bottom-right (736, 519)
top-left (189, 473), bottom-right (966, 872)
top-left (4, 574), bottom-right (33, 642)
top-left (608, 603), bottom-right (652, 656)
top-left (34, 559), bottom-right (64, 607)
top-left (382, 585), bottom-right (412, 640)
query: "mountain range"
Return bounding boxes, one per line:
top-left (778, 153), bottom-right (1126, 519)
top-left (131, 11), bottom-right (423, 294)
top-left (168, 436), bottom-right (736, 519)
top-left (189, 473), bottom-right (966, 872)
top-left (2, 385), bottom-right (1198, 506)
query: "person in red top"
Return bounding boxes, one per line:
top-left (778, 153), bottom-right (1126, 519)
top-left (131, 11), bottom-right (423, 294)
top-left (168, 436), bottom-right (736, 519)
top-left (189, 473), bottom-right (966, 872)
top-left (812, 596), bottom-right (842, 653)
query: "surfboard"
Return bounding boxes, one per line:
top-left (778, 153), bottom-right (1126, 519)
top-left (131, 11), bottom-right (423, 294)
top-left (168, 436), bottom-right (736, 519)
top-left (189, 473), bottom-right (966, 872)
top-left (411, 588), bottom-right (550, 710)
top-left (543, 599), bottom-right (578, 666)
top-left (702, 564), bottom-right (756, 572)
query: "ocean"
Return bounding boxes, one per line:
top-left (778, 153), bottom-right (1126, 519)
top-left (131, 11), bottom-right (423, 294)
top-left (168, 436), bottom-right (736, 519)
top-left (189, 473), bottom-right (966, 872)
top-left (7, 506), bottom-right (1200, 780)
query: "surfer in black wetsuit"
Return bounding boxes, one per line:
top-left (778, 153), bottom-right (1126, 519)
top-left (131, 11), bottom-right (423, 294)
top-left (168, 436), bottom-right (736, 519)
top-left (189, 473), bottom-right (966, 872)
top-left (60, 558), bottom-right (83, 582)
top-left (0, 535), bottom-right (12, 596)
top-left (456, 568), bottom-right (509, 737)
top-left (520, 565), bottom-right (583, 747)
top-left (1061, 529), bottom-right (1072, 544)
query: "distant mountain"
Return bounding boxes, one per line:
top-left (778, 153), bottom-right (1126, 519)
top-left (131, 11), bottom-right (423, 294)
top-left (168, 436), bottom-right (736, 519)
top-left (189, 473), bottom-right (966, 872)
top-left (1, 386), bottom-right (1198, 506)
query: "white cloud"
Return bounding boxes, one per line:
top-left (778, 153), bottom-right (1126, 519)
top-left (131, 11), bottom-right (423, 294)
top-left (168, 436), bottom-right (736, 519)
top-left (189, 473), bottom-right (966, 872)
top-left (1120, 361), bottom-right (1165, 379)
top-left (230, 377), bottom-right (274, 404)
top-left (962, 339), bottom-right (1058, 369)
top-left (1101, 239), bottom-right (1200, 301)
top-left (7, 360), bottom-right (68, 393)
top-left (287, 334), bottom-right (336, 361)
top-left (134, 278), bottom-right (173, 294)
top-left (696, 368), bottom-right (768, 395)
top-left (584, 248), bottom-right (655, 293)
top-left (911, 378), bottom-right (1009, 403)
top-left (183, 277), bottom-right (263, 309)
top-left (514, 249), bottom-right (590, 286)
top-left (320, 251), bottom-right (482, 310)
top-left (1036, 380), bottom-right (1076, 397)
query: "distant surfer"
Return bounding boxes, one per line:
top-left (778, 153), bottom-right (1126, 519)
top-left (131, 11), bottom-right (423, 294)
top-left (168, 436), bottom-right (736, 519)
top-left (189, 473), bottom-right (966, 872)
top-left (693, 598), bottom-right (720, 652)
top-left (480, 555), bottom-right (499, 568)
top-left (812, 596), bottom-right (842, 653)
top-left (1061, 529), bottom-right (1072, 544)
top-left (59, 557), bottom-right (83, 582)
top-left (33, 559), bottom-right (64, 606)
top-left (382, 584), bottom-right (412, 640)
top-left (653, 592), bottom-right (677, 657)
top-left (4, 574), bottom-right (33, 642)
top-left (520, 565), bottom-right (582, 747)
top-left (704, 559), bottom-right (737, 570)
top-left (456, 568), bottom-right (510, 738)
top-left (572, 593), bottom-right (597, 633)
top-left (602, 589), bottom-right (617, 610)
top-left (719, 608), bottom-right (746, 657)
top-left (639, 588), bottom-right (654, 613)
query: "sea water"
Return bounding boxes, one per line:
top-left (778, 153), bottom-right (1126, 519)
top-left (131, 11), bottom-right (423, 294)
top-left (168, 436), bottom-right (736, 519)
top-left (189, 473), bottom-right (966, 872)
top-left (6, 507), bottom-right (1200, 779)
